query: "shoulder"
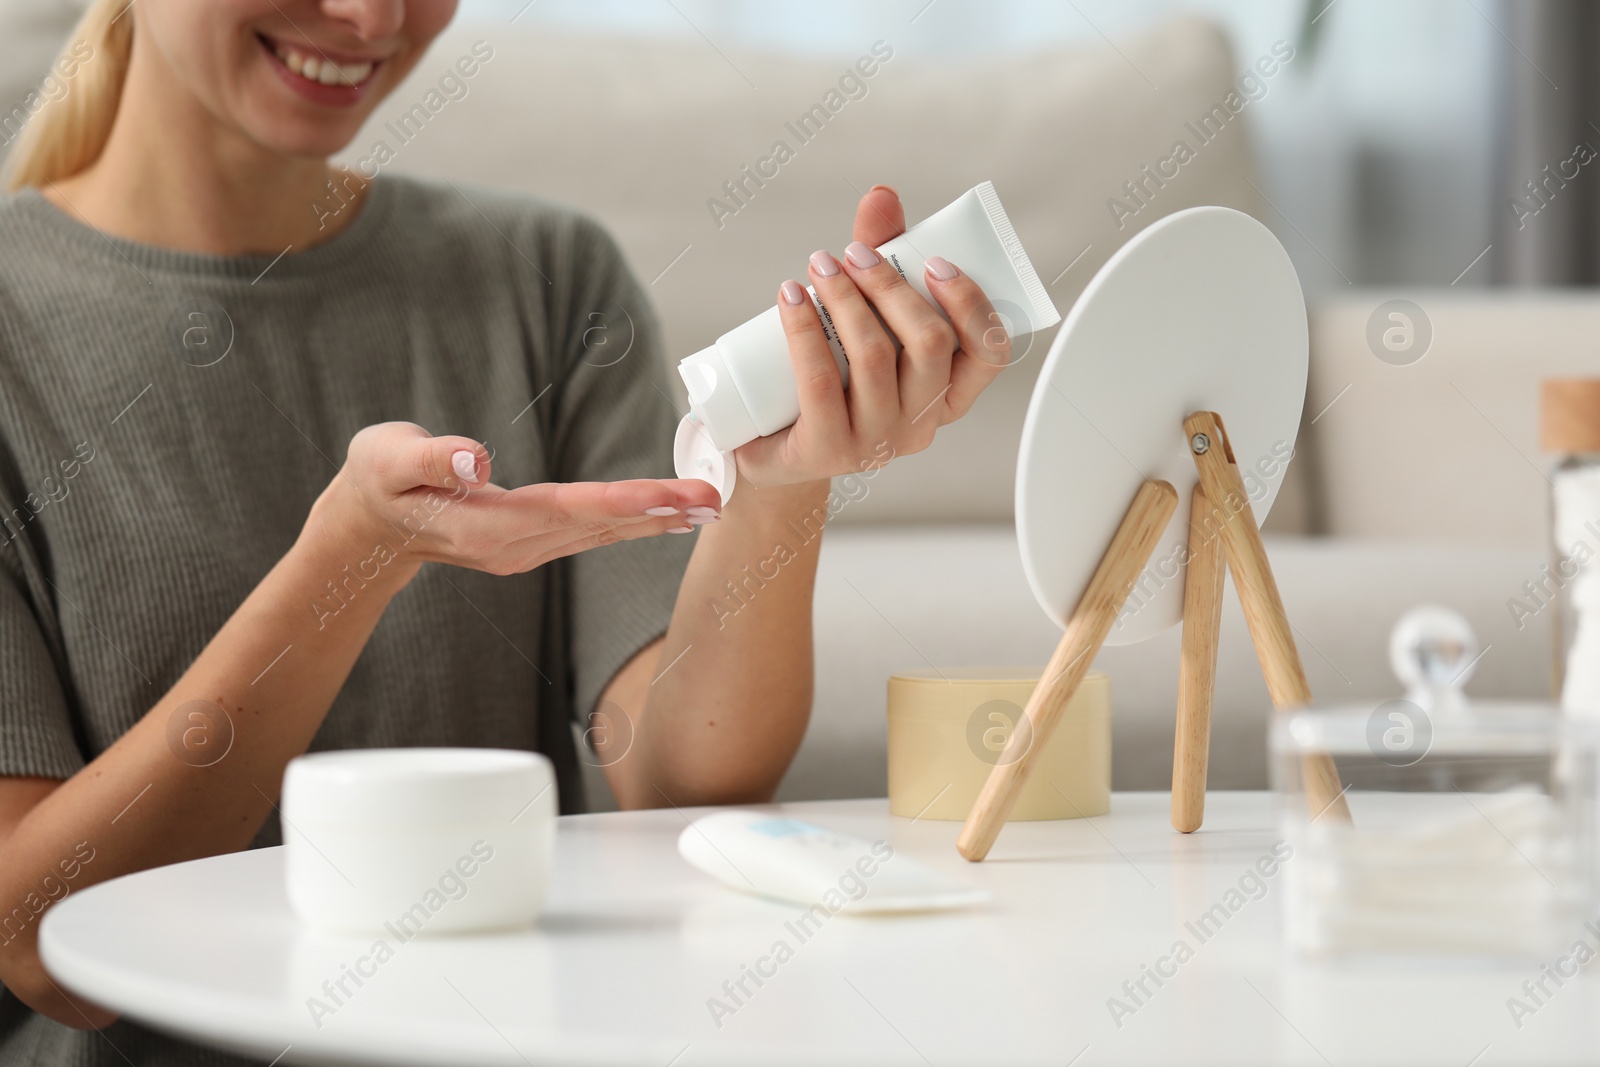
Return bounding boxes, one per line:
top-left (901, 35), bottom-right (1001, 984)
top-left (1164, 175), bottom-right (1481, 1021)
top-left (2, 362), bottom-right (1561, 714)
top-left (0, 190), bottom-right (73, 338)
top-left (0, 187), bottom-right (76, 266)
top-left (0, 188), bottom-right (45, 228)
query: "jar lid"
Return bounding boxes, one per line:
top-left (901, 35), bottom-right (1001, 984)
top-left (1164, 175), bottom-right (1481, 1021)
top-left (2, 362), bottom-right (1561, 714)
top-left (1273, 701), bottom-right (1588, 757)
top-left (888, 667), bottom-right (1109, 685)
top-left (281, 748), bottom-right (553, 828)
top-left (1541, 379), bottom-right (1600, 453)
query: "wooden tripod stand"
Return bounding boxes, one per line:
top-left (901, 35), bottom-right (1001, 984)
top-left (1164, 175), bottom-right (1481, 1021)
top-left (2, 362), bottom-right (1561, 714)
top-left (957, 410), bottom-right (1350, 861)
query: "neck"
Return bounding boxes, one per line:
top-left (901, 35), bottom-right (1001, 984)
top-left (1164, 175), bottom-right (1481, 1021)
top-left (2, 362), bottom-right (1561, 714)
top-left (43, 36), bottom-right (368, 256)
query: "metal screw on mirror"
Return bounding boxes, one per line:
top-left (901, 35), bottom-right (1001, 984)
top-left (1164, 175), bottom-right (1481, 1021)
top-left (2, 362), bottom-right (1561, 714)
top-left (1189, 433), bottom-right (1210, 455)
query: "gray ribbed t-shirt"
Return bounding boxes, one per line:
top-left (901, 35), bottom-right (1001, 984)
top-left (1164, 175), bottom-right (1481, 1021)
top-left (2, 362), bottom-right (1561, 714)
top-left (0, 175), bottom-right (692, 1065)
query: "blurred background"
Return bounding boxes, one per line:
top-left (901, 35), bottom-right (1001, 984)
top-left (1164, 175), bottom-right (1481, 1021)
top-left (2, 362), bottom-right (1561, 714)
top-left (3, 0), bottom-right (1595, 805)
top-left (465, 0), bottom-right (1506, 294)
top-left (0, 0), bottom-right (1570, 292)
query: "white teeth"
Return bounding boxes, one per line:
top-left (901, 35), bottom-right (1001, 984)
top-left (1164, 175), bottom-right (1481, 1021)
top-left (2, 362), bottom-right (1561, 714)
top-left (270, 40), bottom-right (373, 87)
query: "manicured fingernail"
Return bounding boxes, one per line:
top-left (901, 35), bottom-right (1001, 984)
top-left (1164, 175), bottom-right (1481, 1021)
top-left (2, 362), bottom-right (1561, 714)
top-left (809, 250), bottom-right (839, 278)
top-left (780, 280), bottom-right (806, 306)
top-left (844, 241), bottom-right (880, 269)
top-left (687, 515), bottom-right (719, 525)
top-left (925, 256), bottom-right (958, 282)
top-left (686, 505), bottom-right (719, 519)
top-left (451, 450), bottom-right (478, 483)
top-left (644, 506), bottom-right (679, 517)
top-left (666, 525), bottom-right (694, 534)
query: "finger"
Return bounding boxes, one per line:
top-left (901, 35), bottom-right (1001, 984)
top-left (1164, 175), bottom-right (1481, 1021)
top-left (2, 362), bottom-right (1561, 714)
top-left (545, 479), bottom-right (720, 525)
top-left (382, 427), bottom-right (492, 494)
top-left (348, 423), bottom-right (488, 495)
top-left (839, 240), bottom-right (956, 421)
top-left (734, 278), bottom-right (854, 481)
top-left (922, 257), bottom-right (1012, 421)
top-left (809, 249), bottom-right (899, 433)
top-left (776, 276), bottom-right (851, 443)
top-left (470, 479), bottom-right (719, 539)
top-left (852, 184), bottom-right (905, 247)
top-left (499, 486), bottom-right (731, 569)
top-left (648, 479), bottom-right (725, 517)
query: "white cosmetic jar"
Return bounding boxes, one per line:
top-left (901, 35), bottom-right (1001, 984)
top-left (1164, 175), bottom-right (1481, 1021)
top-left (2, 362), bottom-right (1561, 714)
top-left (281, 748), bottom-right (556, 936)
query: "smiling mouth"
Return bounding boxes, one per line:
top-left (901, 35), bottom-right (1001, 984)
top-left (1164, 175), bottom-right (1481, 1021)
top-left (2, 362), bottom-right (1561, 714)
top-left (259, 33), bottom-right (379, 89)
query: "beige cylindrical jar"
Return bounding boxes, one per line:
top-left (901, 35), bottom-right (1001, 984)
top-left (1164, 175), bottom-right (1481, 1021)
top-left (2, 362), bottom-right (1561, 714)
top-left (887, 668), bottom-right (1110, 821)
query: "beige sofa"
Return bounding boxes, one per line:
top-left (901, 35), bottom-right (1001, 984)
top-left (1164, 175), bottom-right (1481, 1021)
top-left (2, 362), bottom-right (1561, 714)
top-left (3, 11), bottom-right (1563, 808)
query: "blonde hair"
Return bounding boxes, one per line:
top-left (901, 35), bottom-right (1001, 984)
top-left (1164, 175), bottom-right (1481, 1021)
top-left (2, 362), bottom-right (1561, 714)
top-left (2, 0), bottom-right (134, 193)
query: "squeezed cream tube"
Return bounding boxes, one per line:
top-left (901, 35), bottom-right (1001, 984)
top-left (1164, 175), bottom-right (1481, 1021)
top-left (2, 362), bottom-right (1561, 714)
top-left (674, 181), bottom-right (1061, 501)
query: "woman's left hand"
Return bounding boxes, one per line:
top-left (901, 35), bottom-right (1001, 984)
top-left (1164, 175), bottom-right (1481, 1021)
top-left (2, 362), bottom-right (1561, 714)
top-left (733, 185), bottom-right (1013, 488)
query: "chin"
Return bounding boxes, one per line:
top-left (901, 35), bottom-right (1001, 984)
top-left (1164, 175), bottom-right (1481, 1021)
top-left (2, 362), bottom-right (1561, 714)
top-left (225, 107), bottom-right (363, 161)
top-left (252, 121), bottom-right (367, 161)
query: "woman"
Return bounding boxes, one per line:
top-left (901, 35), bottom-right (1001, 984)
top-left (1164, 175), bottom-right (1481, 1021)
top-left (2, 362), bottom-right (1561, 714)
top-left (0, 0), bottom-right (1009, 1061)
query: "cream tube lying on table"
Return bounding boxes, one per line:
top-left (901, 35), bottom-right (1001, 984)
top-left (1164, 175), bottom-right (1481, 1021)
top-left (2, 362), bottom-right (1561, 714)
top-left (679, 810), bottom-right (989, 912)
top-left (674, 182), bottom-right (1062, 502)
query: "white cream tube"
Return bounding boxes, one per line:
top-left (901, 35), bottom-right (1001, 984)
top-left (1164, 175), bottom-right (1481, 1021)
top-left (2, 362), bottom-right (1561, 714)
top-left (678, 809), bottom-right (989, 912)
top-left (674, 182), bottom-right (1061, 501)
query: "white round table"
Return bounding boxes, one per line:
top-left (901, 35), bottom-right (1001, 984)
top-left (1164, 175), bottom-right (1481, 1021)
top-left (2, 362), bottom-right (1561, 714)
top-left (40, 794), bottom-right (1600, 1066)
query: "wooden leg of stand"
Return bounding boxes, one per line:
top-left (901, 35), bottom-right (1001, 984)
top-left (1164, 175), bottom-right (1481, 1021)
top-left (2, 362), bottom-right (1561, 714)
top-left (1172, 485), bottom-right (1224, 834)
top-left (1184, 411), bottom-right (1351, 823)
top-left (958, 479), bottom-right (1179, 862)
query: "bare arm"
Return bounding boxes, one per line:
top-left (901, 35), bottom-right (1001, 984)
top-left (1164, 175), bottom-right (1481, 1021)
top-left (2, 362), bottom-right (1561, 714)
top-left (0, 426), bottom-right (717, 1028)
top-left (0, 502), bottom-right (416, 1028)
top-left (600, 187), bottom-right (1011, 808)
top-left (595, 476), bottom-right (831, 809)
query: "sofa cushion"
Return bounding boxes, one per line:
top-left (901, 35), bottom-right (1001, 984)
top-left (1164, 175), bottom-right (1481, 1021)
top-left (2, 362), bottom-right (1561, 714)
top-left (1305, 291), bottom-right (1600, 549)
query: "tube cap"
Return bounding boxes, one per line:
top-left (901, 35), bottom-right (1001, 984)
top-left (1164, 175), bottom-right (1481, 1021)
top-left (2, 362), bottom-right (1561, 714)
top-left (675, 413), bottom-right (737, 504)
top-left (678, 343), bottom-right (758, 451)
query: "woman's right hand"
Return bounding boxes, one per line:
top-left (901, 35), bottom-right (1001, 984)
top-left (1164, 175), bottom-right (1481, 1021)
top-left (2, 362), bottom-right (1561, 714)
top-left (312, 422), bottom-right (723, 578)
